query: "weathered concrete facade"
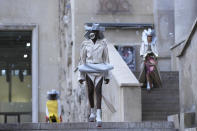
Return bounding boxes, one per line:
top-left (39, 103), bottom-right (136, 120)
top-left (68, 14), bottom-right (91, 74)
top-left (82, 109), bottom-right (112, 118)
top-left (0, 0), bottom-right (147, 123)
top-left (153, 0), bottom-right (175, 71)
top-left (170, 0), bottom-right (197, 130)
top-left (0, 0), bottom-right (61, 122)
top-left (68, 0), bottom-right (153, 122)
top-left (171, 0), bottom-right (197, 71)
top-left (71, 0), bottom-right (154, 68)
top-left (171, 0), bottom-right (197, 129)
top-left (174, 0), bottom-right (197, 44)
top-left (152, 0), bottom-right (197, 129)
top-left (102, 44), bottom-right (141, 122)
top-left (177, 19), bottom-right (197, 130)
top-left (3, 0), bottom-right (197, 125)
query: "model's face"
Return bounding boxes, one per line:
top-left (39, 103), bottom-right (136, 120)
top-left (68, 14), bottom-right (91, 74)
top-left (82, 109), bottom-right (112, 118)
top-left (147, 36), bottom-right (152, 43)
top-left (89, 32), bottom-right (95, 39)
top-left (90, 30), bottom-right (99, 40)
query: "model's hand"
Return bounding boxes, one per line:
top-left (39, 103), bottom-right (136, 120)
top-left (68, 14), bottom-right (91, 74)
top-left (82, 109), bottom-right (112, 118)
top-left (46, 117), bottom-right (49, 122)
top-left (105, 79), bottom-right (110, 84)
top-left (79, 79), bottom-right (84, 84)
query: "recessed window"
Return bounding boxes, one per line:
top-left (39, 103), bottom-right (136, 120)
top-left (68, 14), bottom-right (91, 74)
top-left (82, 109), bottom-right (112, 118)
top-left (0, 31), bottom-right (32, 123)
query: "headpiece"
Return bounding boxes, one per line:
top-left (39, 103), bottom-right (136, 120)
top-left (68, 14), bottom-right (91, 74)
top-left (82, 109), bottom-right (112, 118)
top-left (47, 89), bottom-right (59, 100)
top-left (84, 23), bottom-right (105, 40)
top-left (142, 28), bottom-right (156, 44)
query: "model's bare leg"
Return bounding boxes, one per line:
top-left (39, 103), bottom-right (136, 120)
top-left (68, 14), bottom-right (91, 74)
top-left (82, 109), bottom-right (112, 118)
top-left (146, 73), bottom-right (153, 91)
top-left (86, 75), bottom-right (94, 108)
top-left (95, 78), bottom-right (103, 127)
top-left (86, 75), bottom-right (95, 122)
top-left (95, 78), bottom-right (103, 109)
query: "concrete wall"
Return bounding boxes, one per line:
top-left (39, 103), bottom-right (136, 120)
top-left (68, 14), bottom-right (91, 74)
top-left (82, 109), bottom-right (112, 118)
top-left (67, 0), bottom-right (152, 122)
top-left (102, 44), bottom-right (141, 122)
top-left (174, 0), bottom-right (197, 44)
top-left (179, 30), bottom-right (197, 129)
top-left (110, 28), bottom-right (147, 72)
top-left (171, 1), bottom-right (197, 129)
top-left (172, 0), bottom-right (197, 71)
top-left (153, 0), bottom-right (174, 71)
top-left (0, 0), bottom-right (60, 122)
top-left (71, 0), bottom-right (154, 68)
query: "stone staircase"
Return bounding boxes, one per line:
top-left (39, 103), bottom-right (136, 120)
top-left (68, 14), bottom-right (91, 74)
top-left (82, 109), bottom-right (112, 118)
top-left (134, 71), bottom-right (180, 121)
top-left (0, 122), bottom-right (177, 131)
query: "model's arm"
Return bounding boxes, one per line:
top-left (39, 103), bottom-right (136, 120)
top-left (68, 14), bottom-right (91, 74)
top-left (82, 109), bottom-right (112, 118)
top-left (153, 43), bottom-right (159, 57)
top-left (102, 40), bottom-right (110, 84)
top-left (57, 100), bottom-right (61, 118)
top-left (103, 42), bottom-right (109, 64)
top-left (78, 41), bottom-right (87, 83)
top-left (46, 103), bottom-right (49, 122)
top-left (140, 42), bottom-right (145, 57)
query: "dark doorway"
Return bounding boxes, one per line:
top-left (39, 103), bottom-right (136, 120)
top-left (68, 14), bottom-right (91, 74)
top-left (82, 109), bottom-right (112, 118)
top-left (0, 31), bottom-right (32, 123)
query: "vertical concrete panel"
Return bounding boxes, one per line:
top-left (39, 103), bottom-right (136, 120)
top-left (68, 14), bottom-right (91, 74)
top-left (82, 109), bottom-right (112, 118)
top-left (123, 87), bottom-right (141, 122)
top-left (71, 0), bottom-right (153, 121)
top-left (175, 0), bottom-right (197, 43)
top-left (179, 31), bottom-right (197, 130)
top-left (153, 0), bottom-right (174, 71)
top-left (0, 0), bottom-right (60, 122)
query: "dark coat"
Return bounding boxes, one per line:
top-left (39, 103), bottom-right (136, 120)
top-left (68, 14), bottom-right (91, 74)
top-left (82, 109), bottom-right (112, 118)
top-left (139, 62), bottom-right (162, 88)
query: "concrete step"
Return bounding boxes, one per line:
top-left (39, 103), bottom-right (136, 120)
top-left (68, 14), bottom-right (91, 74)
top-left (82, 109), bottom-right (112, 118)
top-left (142, 94), bottom-right (179, 98)
top-left (142, 88), bottom-right (179, 92)
top-left (142, 100), bottom-right (179, 104)
top-left (142, 97), bottom-right (179, 101)
top-left (142, 98), bottom-right (179, 103)
top-left (133, 71), bottom-right (180, 121)
top-left (160, 72), bottom-right (179, 81)
top-left (0, 122), bottom-right (176, 131)
top-left (142, 108), bottom-right (179, 112)
top-left (142, 83), bottom-right (179, 88)
top-left (133, 71), bottom-right (179, 81)
top-left (142, 95), bottom-right (179, 99)
top-left (142, 92), bottom-right (179, 96)
top-left (143, 112), bottom-right (178, 117)
top-left (134, 71), bottom-right (179, 86)
top-left (143, 116), bottom-right (167, 121)
top-left (142, 103), bottom-right (179, 108)
top-left (142, 96), bottom-right (179, 101)
top-left (142, 106), bottom-right (179, 112)
top-left (160, 84), bottom-right (179, 89)
top-left (142, 112), bottom-right (178, 121)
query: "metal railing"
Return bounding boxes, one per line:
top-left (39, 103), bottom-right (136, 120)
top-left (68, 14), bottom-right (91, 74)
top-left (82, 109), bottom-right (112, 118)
top-left (0, 112), bottom-right (31, 123)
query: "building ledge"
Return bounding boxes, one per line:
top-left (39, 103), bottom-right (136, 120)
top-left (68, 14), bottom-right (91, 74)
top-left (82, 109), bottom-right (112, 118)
top-left (177, 18), bottom-right (197, 57)
top-left (85, 23), bottom-right (154, 29)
